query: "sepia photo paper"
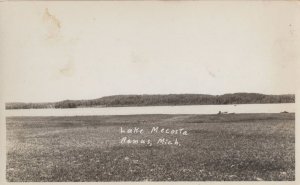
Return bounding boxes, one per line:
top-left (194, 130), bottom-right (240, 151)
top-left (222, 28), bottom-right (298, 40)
top-left (0, 1), bottom-right (299, 185)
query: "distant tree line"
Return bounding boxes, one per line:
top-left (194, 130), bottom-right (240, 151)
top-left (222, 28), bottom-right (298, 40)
top-left (5, 93), bottom-right (295, 109)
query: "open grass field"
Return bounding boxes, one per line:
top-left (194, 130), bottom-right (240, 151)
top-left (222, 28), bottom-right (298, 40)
top-left (6, 113), bottom-right (295, 181)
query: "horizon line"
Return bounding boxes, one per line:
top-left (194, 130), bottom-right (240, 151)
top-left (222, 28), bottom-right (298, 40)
top-left (6, 92), bottom-right (295, 104)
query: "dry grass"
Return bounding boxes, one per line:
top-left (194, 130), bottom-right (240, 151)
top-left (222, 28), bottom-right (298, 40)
top-left (6, 113), bottom-right (295, 181)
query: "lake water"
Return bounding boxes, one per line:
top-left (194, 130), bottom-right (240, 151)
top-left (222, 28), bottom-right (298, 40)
top-left (5, 103), bottom-right (295, 117)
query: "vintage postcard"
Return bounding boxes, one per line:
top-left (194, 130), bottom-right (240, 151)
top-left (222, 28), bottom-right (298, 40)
top-left (0, 1), bottom-right (299, 185)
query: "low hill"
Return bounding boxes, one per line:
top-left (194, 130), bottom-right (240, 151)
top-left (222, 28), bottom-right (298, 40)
top-left (6, 93), bottom-right (295, 109)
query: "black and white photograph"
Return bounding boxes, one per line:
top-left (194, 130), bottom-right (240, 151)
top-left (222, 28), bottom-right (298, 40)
top-left (0, 1), bottom-right (299, 183)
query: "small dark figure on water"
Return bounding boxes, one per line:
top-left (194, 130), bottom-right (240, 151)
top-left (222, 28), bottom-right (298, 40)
top-left (281, 111), bottom-right (289, 113)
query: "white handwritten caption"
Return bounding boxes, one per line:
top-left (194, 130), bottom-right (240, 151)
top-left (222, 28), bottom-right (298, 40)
top-left (119, 127), bottom-right (188, 146)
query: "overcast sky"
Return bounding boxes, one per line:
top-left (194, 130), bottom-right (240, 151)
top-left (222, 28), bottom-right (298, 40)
top-left (1, 2), bottom-right (299, 102)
